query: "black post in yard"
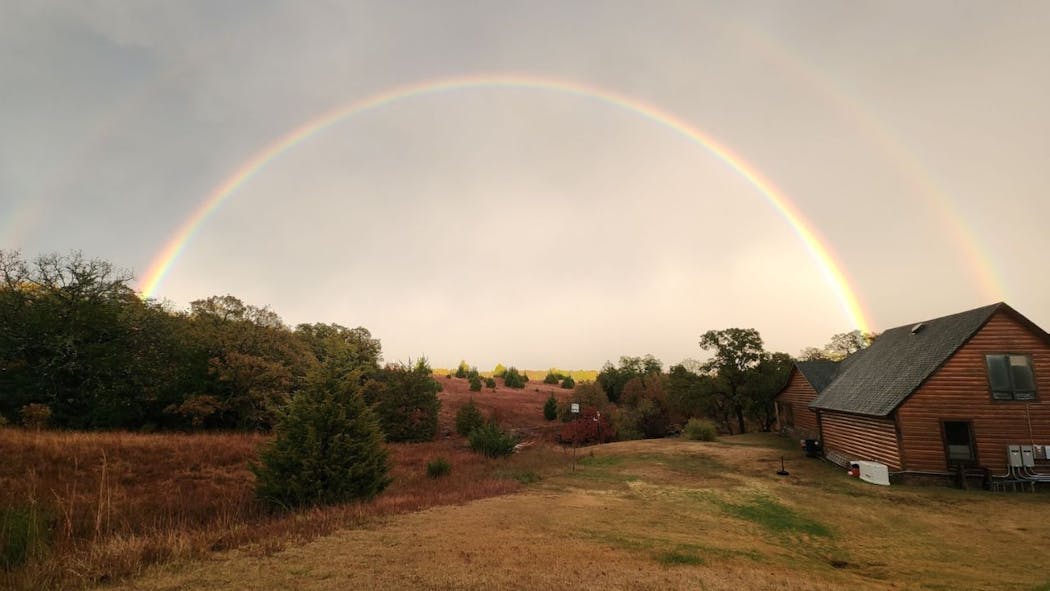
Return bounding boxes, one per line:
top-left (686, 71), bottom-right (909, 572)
top-left (776, 456), bottom-right (789, 476)
top-left (572, 419), bottom-right (577, 472)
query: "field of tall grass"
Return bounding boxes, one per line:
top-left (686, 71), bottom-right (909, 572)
top-left (0, 427), bottom-right (561, 590)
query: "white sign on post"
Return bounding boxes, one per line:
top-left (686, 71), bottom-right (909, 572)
top-left (570, 403), bottom-right (580, 414)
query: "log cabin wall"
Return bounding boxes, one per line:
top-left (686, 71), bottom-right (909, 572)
top-left (775, 369), bottom-right (821, 439)
top-left (818, 411), bottom-right (902, 470)
top-left (896, 310), bottom-right (1050, 474)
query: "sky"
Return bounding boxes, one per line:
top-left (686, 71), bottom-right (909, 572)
top-left (2, 1), bottom-right (1048, 370)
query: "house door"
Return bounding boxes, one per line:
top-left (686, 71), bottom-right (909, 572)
top-left (942, 421), bottom-right (976, 467)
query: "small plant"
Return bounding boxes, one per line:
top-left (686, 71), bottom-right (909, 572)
top-left (493, 363), bottom-right (507, 377)
top-left (485, 377), bottom-right (497, 390)
top-left (560, 375), bottom-right (575, 389)
top-left (658, 550), bottom-right (704, 566)
top-left (543, 371), bottom-right (561, 384)
top-left (683, 418), bottom-right (718, 442)
top-left (0, 505), bottom-right (53, 569)
top-left (454, 360), bottom-right (470, 379)
top-left (468, 422), bottom-right (517, 458)
top-left (503, 367), bottom-right (526, 389)
top-left (469, 375), bottom-right (482, 391)
top-left (426, 457), bottom-right (451, 478)
top-left (512, 471), bottom-right (540, 484)
top-left (20, 403), bottom-right (51, 430)
top-left (0, 414), bottom-right (8, 428)
top-left (543, 394), bottom-right (558, 421)
top-left (455, 399), bottom-right (485, 437)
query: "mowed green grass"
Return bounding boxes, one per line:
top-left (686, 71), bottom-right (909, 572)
top-left (115, 434), bottom-right (1050, 591)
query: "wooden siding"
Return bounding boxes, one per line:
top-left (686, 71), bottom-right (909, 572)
top-left (896, 310), bottom-right (1050, 474)
top-left (819, 411), bottom-right (902, 470)
top-left (774, 369), bottom-right (820, 439)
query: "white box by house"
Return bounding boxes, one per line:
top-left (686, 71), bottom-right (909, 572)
top-left (853, 460), bottom-right (890, 486)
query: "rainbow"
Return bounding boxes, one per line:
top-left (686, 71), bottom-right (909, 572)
top-left (140, 73), bottom-right (873, 332)
top-left (729, 24), bottom-right (1005, 302)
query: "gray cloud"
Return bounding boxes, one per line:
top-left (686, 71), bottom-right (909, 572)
top-left (2, 1), bottom-right (1047, 369)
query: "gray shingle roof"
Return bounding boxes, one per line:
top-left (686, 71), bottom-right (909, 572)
top-left (809, 303), bottom-right (1004, 416)
top-left (795, 361), bottom-right (840, 393)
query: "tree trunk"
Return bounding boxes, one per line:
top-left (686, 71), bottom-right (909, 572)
top-left (735, 404), bottom-right (746, 434)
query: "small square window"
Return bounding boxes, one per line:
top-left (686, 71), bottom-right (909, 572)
top-left (986, 354), bottom-right (1037, 401)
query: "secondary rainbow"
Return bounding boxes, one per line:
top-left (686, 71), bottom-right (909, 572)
top-left (140, 73), bottom-right (873, 333)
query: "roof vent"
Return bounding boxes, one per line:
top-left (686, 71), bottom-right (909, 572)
top-left (910, 322), bottom-right (926, 334)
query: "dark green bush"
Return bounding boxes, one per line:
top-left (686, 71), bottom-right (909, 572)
top-left (426, 457), bottom-right (451, 478)
top-left (683, 418), bottom-right (718, 441)
top-left (543, 394), bottom-right (558, 421)
top-left (368, 359), bottom-right (442, 443)
top-left (468, 422), bottom-right (517, 458)
top-left (503, 367), bottom-right (526, 389)
top-left (543, 371), bottom-right (560, 385)
top-left (560, 375), bottom-right (575, 389)
top-left (485, 377), bottom-right (497, 390)
top-left (454, 361), bottom-right (470, 379)
top-left (469, 375), bottom-right (482, 391)
top-left (455, 399), bottom-right (485, 437)
top-left (253, 370), bottom-right (390, 510)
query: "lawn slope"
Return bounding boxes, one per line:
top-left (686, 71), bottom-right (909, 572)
top-left (112, 435), bottom-right (1050, 591)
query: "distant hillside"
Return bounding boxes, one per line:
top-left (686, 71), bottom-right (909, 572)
top-left (431, 368), bottom-right (598, 382)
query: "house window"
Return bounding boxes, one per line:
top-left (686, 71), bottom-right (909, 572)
top-left (942, 421), bottom-right (976, 465)
top-left (985, 354), bottom-right (1037, 401)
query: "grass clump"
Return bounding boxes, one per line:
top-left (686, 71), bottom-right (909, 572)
top-left (657, 549), bottom-right (704, 566)
top-left (717, 495), bottom-right (830, 538)
top-left (512, 471), bottom-right (540, 484)
top-left (468, 422), bottom-right (517, 458)
top-left (682, 418), bottom-right (718, 441)
top-left (0, 505), bottom-right (52, 569)
top-left (426, 457), bottom-right (451, 479)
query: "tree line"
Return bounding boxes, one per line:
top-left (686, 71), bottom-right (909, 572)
top-left (0, 251), bottom-right (440, 439)
top-left (558, 327), bottom-right (875, 440)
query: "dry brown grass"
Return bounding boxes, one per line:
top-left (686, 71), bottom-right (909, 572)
top-left (111, 435), bottom-right (1050, 591)
top-left (0, 426), bottom-right (557, 590)
top-left (437, 375), bottom-right (571, 439)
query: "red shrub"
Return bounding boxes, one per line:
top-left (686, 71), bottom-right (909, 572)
top-left (557, 408), bottom-right (615, 445)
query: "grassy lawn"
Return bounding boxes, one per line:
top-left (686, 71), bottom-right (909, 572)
top-left (108, 434), bottom-right (1050, 591)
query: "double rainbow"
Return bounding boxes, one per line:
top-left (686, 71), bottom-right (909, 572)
top-left (139, 73), bottom-right (873, 333)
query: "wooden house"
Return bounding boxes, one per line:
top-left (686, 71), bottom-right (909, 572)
top-left (774, 361), bottom-right (838, 440)
top-left (793, 303), bottom-right (1050, 479)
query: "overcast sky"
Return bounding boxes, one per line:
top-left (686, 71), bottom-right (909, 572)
top-left (2, 1), bottom-right (1048, 369)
